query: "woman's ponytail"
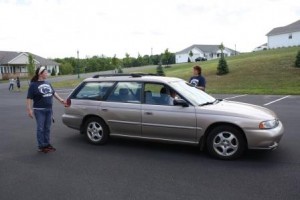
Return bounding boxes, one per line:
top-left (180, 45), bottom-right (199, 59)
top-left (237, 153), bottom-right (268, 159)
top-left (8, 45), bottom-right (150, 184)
top-left (30, 67), bottom-right (42, 82)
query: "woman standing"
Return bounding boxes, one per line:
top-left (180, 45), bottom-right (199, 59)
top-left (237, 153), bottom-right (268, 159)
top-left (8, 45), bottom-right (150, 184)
top-left (26, 66), bottom-right (65, 153)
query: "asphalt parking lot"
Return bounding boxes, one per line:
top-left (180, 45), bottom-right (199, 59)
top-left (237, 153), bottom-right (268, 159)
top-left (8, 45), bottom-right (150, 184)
top-left (0, 88), bottom-right (299, 200)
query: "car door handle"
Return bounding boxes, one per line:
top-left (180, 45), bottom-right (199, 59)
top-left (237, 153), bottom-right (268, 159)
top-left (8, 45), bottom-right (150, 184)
top-left (101, 108), bottom-right (108, 112)
top-left (145, 112), bottom-right (153, 115)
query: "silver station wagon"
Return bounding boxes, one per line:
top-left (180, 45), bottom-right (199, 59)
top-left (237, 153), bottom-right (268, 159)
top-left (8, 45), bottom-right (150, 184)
top-left (62, 74), bottom-right (284, 160)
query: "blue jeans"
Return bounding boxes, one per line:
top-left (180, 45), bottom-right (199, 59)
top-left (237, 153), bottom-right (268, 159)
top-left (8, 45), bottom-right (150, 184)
top-left (34, 108), bottom-right (52, 148)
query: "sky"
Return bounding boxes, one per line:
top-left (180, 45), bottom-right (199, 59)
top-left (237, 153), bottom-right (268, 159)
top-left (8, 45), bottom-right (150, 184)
top-left (0, 0), bottom-right (300, 59)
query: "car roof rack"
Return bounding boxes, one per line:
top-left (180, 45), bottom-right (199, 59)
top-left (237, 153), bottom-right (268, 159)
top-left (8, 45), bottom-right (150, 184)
top-left (92, 73), bottom-right (158, 78)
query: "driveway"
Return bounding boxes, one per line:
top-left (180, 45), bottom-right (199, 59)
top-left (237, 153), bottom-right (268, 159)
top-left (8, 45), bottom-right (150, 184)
top-left (0, 88), bottom-right (299, 200)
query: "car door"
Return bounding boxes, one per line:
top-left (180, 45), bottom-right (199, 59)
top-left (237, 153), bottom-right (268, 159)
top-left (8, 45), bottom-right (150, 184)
top-left (101, 81), bottom-right (142, 137)
top-left (141, 83), bottom-right (197, 143)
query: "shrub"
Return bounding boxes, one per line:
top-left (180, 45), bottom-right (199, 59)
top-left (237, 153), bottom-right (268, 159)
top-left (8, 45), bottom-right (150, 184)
top-left (156, 62), bottom-right (165, 76)
top-left (117, 66), bottom-right (123, 73)
top-left (295, 50), bottom-right (300, 68)
top-left (217, 54), bottom-right (229, 75)
top-left (51, 68), bottom-right (56, 76)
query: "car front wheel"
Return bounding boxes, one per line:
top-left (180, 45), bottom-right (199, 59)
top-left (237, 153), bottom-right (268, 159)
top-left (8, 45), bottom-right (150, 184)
top-left (83, 117), bottom-right (109, 145)
top-left (207, 125), bottom-right (246, 160)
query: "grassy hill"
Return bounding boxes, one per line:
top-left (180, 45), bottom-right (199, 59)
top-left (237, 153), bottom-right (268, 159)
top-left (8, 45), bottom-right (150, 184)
top-left (157, 47), bottom-right (300, 95)
top-left (52, 47), bottom-right (300, 95)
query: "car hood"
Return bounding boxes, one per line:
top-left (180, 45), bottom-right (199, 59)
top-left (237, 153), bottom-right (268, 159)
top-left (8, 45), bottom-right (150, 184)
top-left (197, 100), bottom-right (277, 120)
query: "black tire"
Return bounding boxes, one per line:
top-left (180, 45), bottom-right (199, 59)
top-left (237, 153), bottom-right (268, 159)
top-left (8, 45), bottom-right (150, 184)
top-left (206, 125), bottom-right (246, 160)
top-left (83, 117), bottom-right (109, 145)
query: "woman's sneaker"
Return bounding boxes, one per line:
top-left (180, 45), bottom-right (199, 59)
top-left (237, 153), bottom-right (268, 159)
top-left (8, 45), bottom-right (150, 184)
top-left (38, 147), bottom-right (49, 153)
top-left (45, 145), bottom-right (56, 152)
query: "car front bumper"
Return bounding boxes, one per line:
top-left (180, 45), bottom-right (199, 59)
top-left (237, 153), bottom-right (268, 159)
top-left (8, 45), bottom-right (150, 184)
top-left (245, 121), bottom-right (284, 150)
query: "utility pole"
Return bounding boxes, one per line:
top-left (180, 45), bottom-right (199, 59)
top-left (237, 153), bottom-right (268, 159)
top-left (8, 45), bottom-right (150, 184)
top-left (77, 50), bottom-right (80, 79)
top-left (235, 44), bottom-right (236, 56)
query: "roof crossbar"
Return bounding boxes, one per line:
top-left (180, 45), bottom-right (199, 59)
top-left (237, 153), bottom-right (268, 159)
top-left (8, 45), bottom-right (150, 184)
top-left (92, 73), bottom-right (158, 78)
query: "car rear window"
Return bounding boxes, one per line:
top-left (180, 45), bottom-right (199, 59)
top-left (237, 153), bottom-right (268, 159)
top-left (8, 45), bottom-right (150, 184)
top-left (74, 82), bottom-right (114, 100)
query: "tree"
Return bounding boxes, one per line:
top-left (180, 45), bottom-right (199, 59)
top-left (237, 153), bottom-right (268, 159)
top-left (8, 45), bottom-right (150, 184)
top-left (51, 68), bottom-right (56, 76)
top-left (123, 53), bottom-right (131, 68)
top-left (162, 48), bottom-right (172, 66)
top-left (189, 50), bottom-right (193, 61)
top-left (27, 54), bottom-right (35, 77)
top-left (117, 66), bottom-right (123, 73)
top-left (295, 50), bottom-right (300, 68)
top-left (137, 53), bottom-right (144, 66)
top-left (217, 55), bottom-right (229, 75)
top-left (156, 61), bottom-right (165, 76)
top-left (111, 54), bottom-right (119, 71)
top-left (217, 43), bottom-right (229, 75)
top-left (60, 62), bottom-right (73, 75)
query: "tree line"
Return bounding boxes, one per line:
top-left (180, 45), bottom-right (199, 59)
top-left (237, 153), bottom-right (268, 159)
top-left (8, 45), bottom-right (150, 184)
top-left (54, 49), bottom-right (175, 75)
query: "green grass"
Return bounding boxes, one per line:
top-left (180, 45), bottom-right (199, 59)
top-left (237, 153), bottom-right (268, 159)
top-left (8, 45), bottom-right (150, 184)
top-left (51, 47), bottom-right (300, 94)
top-left (52, 79), bottom-right (84, 88)
top-left (163, 47), bottom-right (300, 94)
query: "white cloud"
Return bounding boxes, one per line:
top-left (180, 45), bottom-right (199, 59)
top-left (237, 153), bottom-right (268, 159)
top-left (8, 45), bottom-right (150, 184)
top-left (0, 0), bottom-right (299, 58)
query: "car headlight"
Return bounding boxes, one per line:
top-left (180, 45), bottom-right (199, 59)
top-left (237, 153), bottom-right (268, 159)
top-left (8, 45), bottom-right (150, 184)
top-left (259, 119), bottom-right (279, 129)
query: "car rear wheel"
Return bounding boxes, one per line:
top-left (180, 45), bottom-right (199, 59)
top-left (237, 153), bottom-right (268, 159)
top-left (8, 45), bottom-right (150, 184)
top-left (207, 125), bottom-right (245, 160)
top-left (84, 117), bottom-right (109, 145)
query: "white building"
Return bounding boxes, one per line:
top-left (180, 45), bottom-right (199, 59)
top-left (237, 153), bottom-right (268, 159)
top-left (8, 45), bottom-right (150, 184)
top-left (0, 51), bottom-right (60, 80)
top-left (175, 44), bottom-right (237, 64)
top-left (266, 19), bottom-right (300, 49)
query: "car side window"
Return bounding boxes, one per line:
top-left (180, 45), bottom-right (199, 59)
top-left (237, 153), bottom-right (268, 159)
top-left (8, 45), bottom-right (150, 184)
top-left (75, 82), bottom-right (114, 100)
top-left (144, 83), bottom-right (176, 106)
top-left (106, 82), bottom-right (142, 103)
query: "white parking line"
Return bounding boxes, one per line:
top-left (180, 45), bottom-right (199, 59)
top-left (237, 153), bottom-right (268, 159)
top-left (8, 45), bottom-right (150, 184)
top-left (264, 95), bottom-right (290, 106)
top-left (224, 94), bottom-right (248, 100)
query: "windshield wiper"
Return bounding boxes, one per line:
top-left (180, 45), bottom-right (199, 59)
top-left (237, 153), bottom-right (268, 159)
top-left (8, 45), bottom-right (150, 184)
top-left (199, 101), bottom-right (214, 106)
top-left (199, 99), bottom-right (220, 106)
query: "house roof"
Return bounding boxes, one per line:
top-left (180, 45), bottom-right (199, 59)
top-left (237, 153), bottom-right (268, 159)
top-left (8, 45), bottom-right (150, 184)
top-left (0, 51), bottom-right (59, 66)
top-left (266, 19), bottom-right (300, 36)
top-left (176, 44), bottom-right (237, 54)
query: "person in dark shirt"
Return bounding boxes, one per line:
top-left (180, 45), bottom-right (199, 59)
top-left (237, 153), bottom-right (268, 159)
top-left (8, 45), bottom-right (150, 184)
top-left (16, 77), bottom-right (21, 92)
top-left (189, 65), bottom-right (206, 91)
top-left (26, 66), bottom-right (65, 153)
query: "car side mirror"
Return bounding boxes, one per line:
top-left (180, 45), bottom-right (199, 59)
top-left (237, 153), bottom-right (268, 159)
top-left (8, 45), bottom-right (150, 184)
top-left (173, 99), bottom-right (189, 107)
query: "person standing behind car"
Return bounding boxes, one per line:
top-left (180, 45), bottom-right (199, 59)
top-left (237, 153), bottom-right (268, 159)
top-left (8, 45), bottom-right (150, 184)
top-left (26, 66), bottom-right (65, 153)
top-left (16, 77), bottom-right (21, 92)
top-left (189, 65), bottom-right (206, 91)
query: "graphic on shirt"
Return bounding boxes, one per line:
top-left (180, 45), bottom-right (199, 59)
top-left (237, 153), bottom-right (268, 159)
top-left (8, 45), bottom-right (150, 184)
top-left (38, 84), bottom-right (53, 97)
top-left (190, 79), bottom-right (199, 86)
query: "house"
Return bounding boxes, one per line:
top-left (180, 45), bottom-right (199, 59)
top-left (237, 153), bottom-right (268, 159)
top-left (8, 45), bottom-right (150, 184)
top-left (266, 19), bottom-right (300, 49)
top-left (253, 43), bottom-right (268, 52)
top-left (0, 51), bottom-right (60, 80)
top-left (175, 44), bottom-right (238, 64)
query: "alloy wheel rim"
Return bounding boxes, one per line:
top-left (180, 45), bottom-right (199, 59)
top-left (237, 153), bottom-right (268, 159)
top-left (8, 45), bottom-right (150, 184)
top-left (213, 131), bottom-right (239, 157)
top-left (87, 122), bottom-right (103, 142)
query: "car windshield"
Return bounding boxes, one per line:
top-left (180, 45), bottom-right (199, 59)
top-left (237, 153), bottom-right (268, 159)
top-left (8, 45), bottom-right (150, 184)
top-left (169, 80), bottom-right (216, 106)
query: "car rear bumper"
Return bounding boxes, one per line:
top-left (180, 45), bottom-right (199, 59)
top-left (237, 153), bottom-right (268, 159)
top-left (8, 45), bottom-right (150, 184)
top-left (62, 114), bottom-right (82, 130)
top-left (245, 121), bottom-right (284, 150)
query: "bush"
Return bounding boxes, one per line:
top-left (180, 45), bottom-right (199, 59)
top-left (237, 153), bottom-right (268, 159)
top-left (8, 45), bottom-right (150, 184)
top-left (60, 62), bottom-right (73, 75)
top-left (156, 63), bottom-right (165, 76)
top-left (217, 54), bottom-right (229, 75)
top-left (51, 68), bottom-right (56, 76)
top-left (295, 50), bottom-right (300, 68)
top-left (117, 66), bottom-right (123, 73)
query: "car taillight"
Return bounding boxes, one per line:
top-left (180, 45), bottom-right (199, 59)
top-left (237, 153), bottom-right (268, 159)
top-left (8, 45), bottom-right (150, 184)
top-left (65, 98), bottom-right (71, 107)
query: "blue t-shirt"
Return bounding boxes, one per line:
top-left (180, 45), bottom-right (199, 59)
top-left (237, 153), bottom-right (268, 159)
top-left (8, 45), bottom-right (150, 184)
top-left (27, 81), bottom-right (55, 109)
top-left (189, 75), bottom-right (206, 88)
